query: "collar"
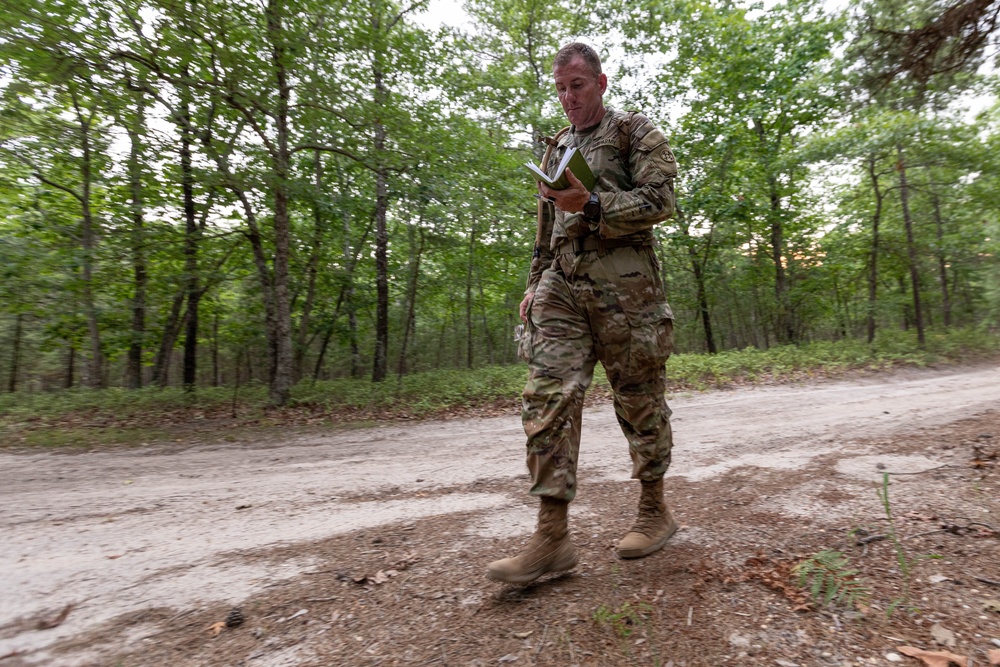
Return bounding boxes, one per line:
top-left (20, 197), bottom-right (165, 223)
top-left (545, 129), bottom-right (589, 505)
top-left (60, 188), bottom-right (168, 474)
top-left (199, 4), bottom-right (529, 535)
top-left (558, 106), bottom-right (614, 148)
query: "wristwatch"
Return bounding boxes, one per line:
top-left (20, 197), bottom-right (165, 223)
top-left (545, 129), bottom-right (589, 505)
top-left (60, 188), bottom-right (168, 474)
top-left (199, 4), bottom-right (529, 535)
top-left (583, 192), bottom-right (601, 221)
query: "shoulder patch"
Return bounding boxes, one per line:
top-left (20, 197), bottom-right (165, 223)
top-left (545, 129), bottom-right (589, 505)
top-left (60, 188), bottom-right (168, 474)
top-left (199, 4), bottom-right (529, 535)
top-left (638, 126), bottom-right (668, 151)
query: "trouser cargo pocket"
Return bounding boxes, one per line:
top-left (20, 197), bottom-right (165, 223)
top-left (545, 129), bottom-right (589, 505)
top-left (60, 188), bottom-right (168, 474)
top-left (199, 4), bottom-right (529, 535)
top-left (625, 302), bottom-right (674, 374)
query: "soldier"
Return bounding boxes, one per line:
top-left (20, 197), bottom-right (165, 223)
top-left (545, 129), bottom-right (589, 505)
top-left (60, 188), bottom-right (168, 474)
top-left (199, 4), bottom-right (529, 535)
top-left (487, 42), bottom-right (679, 584)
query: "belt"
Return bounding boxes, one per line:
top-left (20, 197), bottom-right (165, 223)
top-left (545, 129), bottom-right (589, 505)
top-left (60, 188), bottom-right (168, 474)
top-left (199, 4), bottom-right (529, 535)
top-left (554, 236), bottom-right (653, 256)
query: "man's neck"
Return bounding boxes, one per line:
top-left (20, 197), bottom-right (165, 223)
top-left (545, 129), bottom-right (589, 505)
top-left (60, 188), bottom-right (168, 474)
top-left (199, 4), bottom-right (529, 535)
top-left (574, 107), bottom-right (607, 134)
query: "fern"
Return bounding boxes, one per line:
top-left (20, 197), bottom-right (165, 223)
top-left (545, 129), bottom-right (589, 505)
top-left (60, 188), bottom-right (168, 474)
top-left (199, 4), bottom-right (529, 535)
top-left (794, 550), bottom-right (870, 608)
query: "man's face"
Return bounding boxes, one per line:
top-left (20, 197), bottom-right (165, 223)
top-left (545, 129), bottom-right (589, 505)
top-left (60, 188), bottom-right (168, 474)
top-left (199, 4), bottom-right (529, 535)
top-left (553, 57), bottom-right (607, 129)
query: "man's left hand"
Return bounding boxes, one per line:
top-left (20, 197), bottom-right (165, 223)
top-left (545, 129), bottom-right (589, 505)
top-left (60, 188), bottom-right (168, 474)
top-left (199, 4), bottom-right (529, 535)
top-left (539, 168), bottom-right (590, 213)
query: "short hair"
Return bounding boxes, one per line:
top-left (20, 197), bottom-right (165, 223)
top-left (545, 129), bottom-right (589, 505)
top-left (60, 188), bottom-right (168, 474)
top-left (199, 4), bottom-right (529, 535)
top-left (552, 42), bottom-right (602, 78)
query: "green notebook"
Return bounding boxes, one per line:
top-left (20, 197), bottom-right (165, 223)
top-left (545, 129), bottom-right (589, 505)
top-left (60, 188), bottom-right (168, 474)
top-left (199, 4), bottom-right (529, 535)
top-left (524, 147), bottom-right (597, 191)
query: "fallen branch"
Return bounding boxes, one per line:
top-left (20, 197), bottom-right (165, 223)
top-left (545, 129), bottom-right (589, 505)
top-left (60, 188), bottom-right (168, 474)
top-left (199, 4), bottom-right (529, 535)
top-left (904, 529), bottom-right (949, 540)
top-left (36, 604), bottom-right (74, 630)
top-left (884, 464), bottom-right (956, 475)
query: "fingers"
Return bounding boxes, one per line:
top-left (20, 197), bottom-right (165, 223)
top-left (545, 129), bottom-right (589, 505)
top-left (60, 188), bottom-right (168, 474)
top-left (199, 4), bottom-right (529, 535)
top-left (519, 294), bottom-right (533, 323)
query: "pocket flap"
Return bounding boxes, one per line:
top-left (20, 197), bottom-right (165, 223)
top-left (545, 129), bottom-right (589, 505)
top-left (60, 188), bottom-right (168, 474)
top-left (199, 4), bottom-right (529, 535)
top-left (625, 301), bottom-right (673, 327)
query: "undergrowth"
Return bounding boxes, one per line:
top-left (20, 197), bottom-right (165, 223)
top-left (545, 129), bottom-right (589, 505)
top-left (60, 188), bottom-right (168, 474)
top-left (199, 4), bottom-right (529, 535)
top-left (793, 550), bottom-right (870, 609)
top-left (1, 327), bottom-right (997, 447)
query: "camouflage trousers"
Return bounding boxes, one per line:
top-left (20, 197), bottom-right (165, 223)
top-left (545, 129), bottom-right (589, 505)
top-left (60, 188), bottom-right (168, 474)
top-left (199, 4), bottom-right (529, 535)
top-left (520, 245), bottom-right (675, 502)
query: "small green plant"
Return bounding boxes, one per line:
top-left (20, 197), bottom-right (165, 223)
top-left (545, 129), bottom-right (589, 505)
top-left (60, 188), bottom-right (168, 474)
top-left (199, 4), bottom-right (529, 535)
top-left (793, 550), bottom-right (870, 608)
top-left (592, 602), bottom-right (651, 639)
top-left (876, 472), bottom-right (926, 616)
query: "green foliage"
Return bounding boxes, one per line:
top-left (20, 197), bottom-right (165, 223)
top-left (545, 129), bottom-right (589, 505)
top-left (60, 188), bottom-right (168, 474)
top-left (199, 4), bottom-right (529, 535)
top-left (876, 472), bottom-right (916, 615)
top-left (664, 327), bottom-right (999, 389)
top-left (793, 550), bottom-right (870, 608)
top-left (874, 472), bottom-right (942, 616)
top-left (592, 602), bottom-right (652, 639)
top-left (293, 365), bottom-right (531, 415)
top-left (0, 0), bottom-right (999, 399)
top-left (2, 329), bottom-right (996, 447)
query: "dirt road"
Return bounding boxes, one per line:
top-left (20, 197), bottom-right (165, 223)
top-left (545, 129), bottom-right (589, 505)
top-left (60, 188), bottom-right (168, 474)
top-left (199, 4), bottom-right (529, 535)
top-left (1, 364), bottom-right (998, 665)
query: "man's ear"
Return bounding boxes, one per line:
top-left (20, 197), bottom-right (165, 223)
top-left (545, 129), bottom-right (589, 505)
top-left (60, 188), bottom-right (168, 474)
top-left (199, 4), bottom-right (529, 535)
top-left (598, 73), bottom-right (608, 94)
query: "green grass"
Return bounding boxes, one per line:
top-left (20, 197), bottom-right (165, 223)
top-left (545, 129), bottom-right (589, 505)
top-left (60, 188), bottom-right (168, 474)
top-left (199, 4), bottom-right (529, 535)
top-left (19, 426), bottom-right (179, 448)
top-left (1, 326), bottom-right (997, 447)
top-left (664, 326), bottom-right (999, 389)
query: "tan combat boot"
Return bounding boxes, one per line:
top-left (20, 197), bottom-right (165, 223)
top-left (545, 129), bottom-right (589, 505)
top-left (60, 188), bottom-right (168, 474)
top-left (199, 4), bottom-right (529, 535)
top-left (486, 497), bottom-right (577, 583)
top-left (616, 478), bottom-right (678, 559)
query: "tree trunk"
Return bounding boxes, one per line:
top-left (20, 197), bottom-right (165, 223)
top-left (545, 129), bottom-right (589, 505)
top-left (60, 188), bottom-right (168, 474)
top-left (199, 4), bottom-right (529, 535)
top-left (311, 213), bottom-right (373, 381)
top-left (180, 78), bottom-right (200, 392)
top-left (126, 91), bottom-right (147, 389)
top-left (865, 155), bottom-right (884, 344)
top-left (348, 287), bottom-right (361, 379)
top-left (435, 315), bottom-right (447, 369)
top-left (832, 272), bottom-right (848, 339)
top-left (477, 271), bottom-right (496, 365)
top-left (212, 312), bottom-right (220, 387)
top-left (397, 224), bottom-right (425, 378)
top-left (931, 193), bottom-right (952, 327)
top-left (294, 150), bottom-right (326, 381)
top-left (266, 0), bottom-right (295, 404)
top-left (768, 185), bottom-right (793, 344)
top-left (371, 143), bottom-right (390, 380)
top-left (153, 291), bottom-right (186, 387)
top-left (677, 206), bottom-right (716, 354)
top-left (8, 314), bottom-right (23, 392)
top-left (313, 285), bottom-right (350, 381)
top-left (72, 88), bottom-right (104, 387)
top-left (752, 118), bottom-right (794, 345)
top-left (896, 144), bottom-right (925, 347)
top-left (65, 343), bottom-right (75, 389)
top-left (466, 219), bottom-right (475, 369)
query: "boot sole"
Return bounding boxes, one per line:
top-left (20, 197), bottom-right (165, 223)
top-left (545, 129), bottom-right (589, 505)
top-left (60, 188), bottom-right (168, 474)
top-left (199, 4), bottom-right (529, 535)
top-left (616, 521), bottom-right (679, 559)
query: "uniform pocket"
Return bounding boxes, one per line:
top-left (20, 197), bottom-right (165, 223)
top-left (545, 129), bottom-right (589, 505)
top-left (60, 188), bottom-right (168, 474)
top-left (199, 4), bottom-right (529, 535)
top-left (625, 302), bottom-right (674, 373)
top-left (517, 301), bottom-right (536, 363)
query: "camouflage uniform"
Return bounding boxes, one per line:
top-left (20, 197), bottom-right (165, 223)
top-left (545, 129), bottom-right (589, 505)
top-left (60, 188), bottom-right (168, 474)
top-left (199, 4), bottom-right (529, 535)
top-left (520, 107), bottom-right (678, 502)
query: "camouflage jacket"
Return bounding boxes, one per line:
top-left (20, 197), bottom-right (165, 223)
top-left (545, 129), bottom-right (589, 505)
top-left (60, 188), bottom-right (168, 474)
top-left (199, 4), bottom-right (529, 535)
top-left (526, 107), bottom-right (677, 293)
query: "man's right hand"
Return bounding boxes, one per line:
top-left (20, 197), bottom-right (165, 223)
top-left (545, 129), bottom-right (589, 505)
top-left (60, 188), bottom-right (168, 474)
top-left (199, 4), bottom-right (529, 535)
top-left (519, 293), bottom-right (534, 323)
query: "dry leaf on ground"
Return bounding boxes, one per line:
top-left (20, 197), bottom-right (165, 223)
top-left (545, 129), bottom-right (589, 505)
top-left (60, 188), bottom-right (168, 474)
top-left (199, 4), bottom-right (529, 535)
top-left (741, 555), bottom-right (813, 610)
top-left (897, 645), bottom-right (969, 667)
top-left (206, 621), bottom-right (226, 637)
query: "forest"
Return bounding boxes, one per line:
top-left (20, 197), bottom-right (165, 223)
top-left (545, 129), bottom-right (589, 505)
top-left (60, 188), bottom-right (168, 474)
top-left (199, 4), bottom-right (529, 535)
top-left (1, 0), bottom-right (998, 406)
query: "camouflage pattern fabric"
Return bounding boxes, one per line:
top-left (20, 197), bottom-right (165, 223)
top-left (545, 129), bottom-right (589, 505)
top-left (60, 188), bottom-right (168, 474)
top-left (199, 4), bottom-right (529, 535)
top-left (519, 108), bottom-right (677, 502)
top-left (519, 246), bottom-right (674, 501)
top-left (526, 107), bottom-right (678, 290)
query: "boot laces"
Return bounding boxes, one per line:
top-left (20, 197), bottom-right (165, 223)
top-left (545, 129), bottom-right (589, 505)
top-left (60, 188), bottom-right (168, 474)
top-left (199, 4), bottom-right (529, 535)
top-left (630, 493), bottom-right (666, 537)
